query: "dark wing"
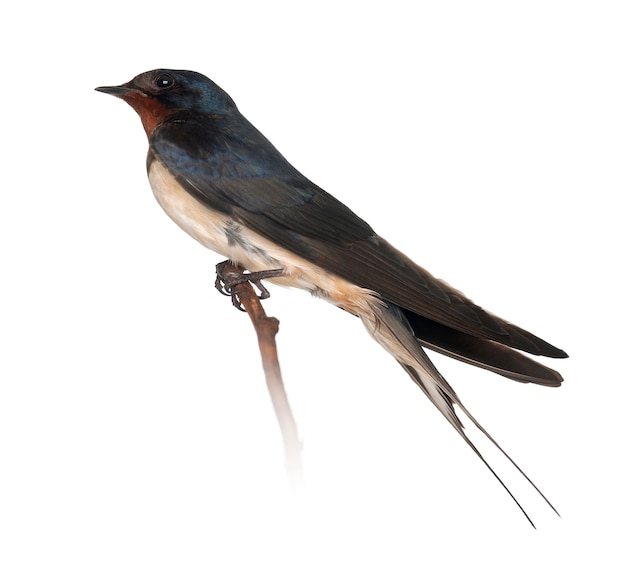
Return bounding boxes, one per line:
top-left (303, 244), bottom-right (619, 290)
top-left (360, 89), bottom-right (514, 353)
top-left (149, 114), bottom-right (567, 364)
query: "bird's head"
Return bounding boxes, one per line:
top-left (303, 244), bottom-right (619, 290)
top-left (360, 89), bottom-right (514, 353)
top-left (96, 69), bottom-right (237, 136)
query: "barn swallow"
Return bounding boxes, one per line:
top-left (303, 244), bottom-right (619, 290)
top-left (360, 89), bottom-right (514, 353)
top-left (96, 69), bottom-right (567, 525)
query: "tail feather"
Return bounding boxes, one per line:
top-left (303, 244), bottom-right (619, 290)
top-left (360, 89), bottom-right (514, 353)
top-left (361, 301), bottom-right (557, 527)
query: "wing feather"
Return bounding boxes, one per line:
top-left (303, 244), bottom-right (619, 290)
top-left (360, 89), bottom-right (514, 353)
top-left (150, 114), bottom-right (567, 360)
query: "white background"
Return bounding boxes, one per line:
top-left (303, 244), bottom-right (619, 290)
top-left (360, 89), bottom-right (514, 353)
top-left (2, 1), bottom-right (624, 559)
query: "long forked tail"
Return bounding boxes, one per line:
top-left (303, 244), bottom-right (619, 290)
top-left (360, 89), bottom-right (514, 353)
top-left (361, 301), bottom-right (558, 528)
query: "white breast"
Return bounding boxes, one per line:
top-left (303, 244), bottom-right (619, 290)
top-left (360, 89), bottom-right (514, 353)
top-left (148, 159), bottom-right (380, 317)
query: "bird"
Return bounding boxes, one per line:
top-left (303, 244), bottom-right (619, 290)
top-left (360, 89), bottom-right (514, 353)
top-left (96, 69), bottom-right (567, 525)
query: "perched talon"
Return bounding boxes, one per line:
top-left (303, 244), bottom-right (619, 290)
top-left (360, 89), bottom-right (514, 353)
top-left (214, 261), bottom-right (285, 310)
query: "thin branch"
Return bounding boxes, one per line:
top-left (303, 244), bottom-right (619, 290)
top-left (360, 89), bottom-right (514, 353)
top-left (217, 261), bottom-right (303, 485)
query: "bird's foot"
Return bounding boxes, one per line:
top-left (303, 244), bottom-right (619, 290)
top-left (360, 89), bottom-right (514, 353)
top-left (215, 261), bottom-right (285, 311)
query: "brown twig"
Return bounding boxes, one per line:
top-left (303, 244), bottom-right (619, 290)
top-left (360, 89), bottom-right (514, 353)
top-left (217, 261), bottom-right (303, 485)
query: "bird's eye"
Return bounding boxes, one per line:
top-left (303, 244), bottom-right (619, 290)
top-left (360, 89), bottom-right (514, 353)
top-left (155, 73), bottom-right (175, 89)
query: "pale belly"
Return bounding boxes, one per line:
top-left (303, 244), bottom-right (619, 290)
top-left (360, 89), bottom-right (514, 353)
top-left (147, 158), bottom-right (380, 317)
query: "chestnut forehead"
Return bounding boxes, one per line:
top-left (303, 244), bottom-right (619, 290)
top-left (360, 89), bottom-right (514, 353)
top-left (126, 71), bottom-right (162, 90)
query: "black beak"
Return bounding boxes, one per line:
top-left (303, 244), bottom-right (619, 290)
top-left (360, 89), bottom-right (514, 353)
top-left (95, 85), bottom-right (138, 97)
